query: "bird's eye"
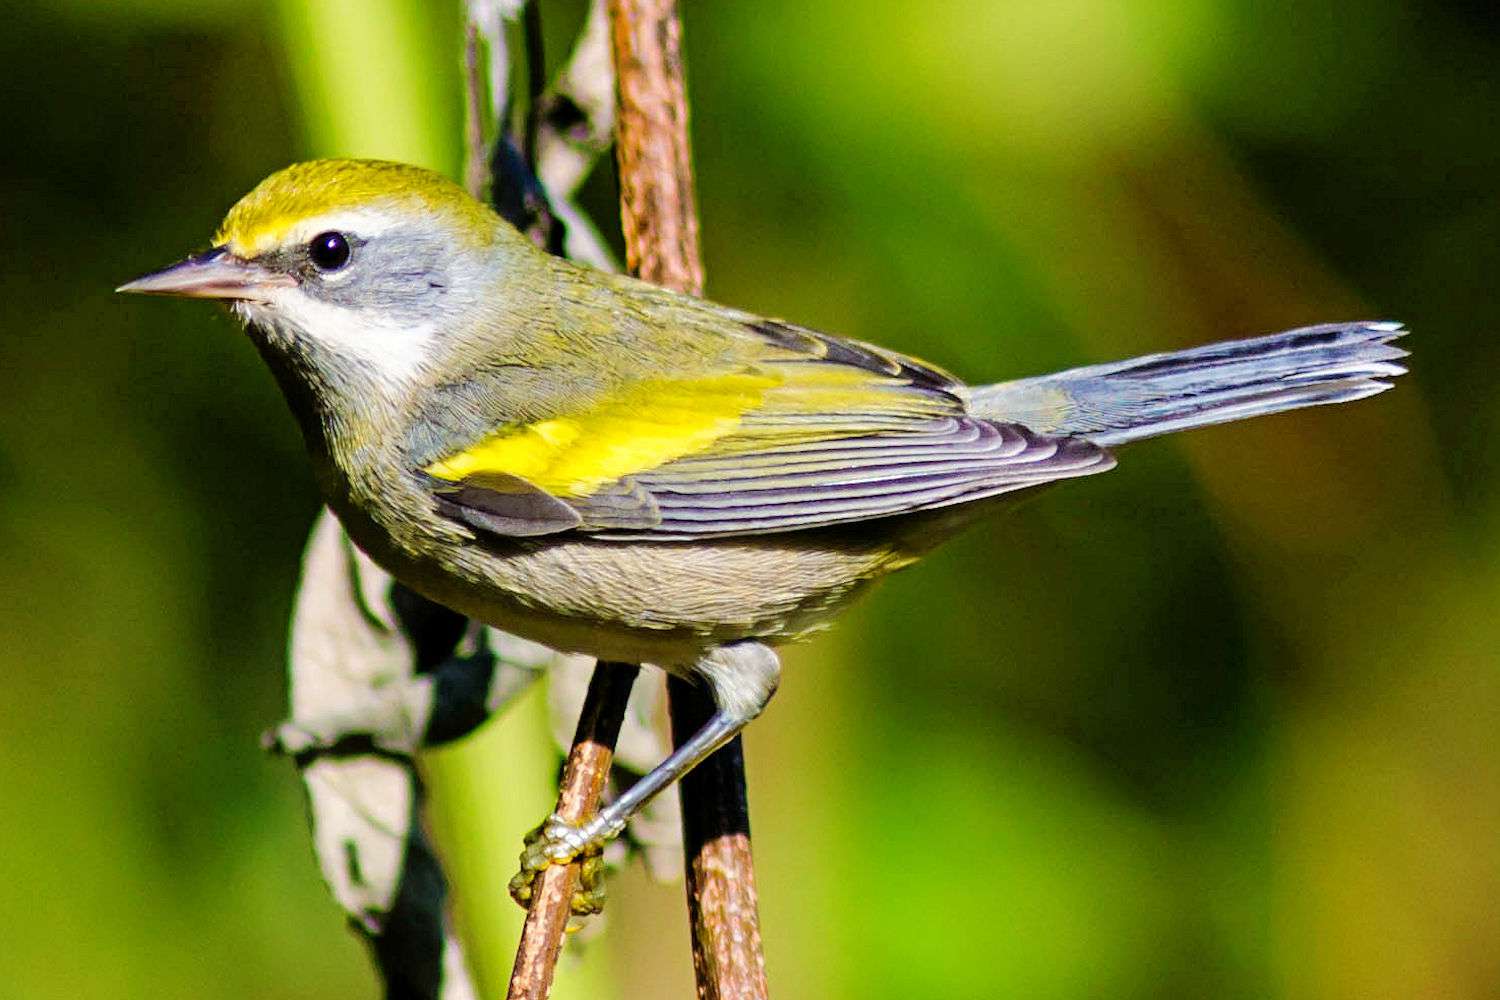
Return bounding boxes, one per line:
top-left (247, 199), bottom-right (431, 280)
top-left (308, 231), bottom-right (351, 272)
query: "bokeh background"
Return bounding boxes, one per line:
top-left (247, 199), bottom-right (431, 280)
top-left (2, 1), bottom-right (1496, 997)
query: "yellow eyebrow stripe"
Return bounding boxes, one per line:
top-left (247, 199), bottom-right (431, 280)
top-left (424, 373), bottom-right (783, 497)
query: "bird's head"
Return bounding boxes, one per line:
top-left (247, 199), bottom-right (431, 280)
top-left (119, 159), bottom-right (529, 385)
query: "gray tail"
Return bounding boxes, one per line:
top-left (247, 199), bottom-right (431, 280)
top-left (970, 321), bottom-right (1408, 447)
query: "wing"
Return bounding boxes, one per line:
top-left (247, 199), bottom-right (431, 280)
top-left (421, 319), bottom-right (1115, 540)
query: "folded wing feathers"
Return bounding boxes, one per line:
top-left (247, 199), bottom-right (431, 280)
top-left (579, 419), bottom-right (1112, 538)
top-left (434, 321), bottom-right (1404, 541)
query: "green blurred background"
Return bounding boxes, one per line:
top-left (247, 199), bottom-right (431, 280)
top-left (2, 1), bottom-right (1495, 997)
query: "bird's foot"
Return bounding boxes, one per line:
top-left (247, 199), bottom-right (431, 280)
top-left (507, 813), bottom-right (615, 916)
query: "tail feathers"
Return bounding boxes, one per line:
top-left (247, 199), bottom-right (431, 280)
top-left (970, 321), bottom-right (1408, 447)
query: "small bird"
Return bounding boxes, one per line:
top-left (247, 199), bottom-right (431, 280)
top-left (121, 158), bottom-right (1407, 900)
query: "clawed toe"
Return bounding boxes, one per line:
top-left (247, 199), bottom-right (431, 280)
top-left (508, 814), bottom-right (610, 915)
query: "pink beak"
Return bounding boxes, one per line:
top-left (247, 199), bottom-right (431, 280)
top-left (117, 247), bottom-right (294, 301)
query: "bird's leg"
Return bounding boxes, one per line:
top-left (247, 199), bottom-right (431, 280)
top-left (509, 641), bottom-right (780, 912)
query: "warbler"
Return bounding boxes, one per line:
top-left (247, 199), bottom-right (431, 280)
top-left (120, 159), bottom-right (1407, 893)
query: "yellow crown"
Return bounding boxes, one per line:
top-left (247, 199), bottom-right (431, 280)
top-left (213, 159), bottom-right (496, 257)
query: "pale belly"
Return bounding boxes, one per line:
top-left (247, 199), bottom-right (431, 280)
top-left (332, 496), bottom-right (921, 666)
top-left (329, 472), bottom-right (996, 668)
top-left (417, 531), bottom-right (910, 666)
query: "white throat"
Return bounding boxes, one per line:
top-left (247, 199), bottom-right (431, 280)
top-left (242, 291), bottom-right (438, 389)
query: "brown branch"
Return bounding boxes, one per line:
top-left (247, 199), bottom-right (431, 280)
top-left (607, 0), bottom-right (704, 294)
top-left (607, 2), bottom-right (770, 998)
top-left (506, 661), bottom-right (640, 1000)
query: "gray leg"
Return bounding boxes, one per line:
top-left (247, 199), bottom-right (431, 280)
top-left (509, 642), bottom-right (780, 909)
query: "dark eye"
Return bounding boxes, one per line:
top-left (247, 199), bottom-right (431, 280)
top-left (308, 231), bottom-right (351, 271)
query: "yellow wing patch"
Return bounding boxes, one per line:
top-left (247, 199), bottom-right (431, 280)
top-left (424, 374), bottom-right (782, 497)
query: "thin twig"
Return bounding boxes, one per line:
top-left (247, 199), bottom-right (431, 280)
top-left (607, 0), bottom-right (704, 293)
top-left (463, 21), bottom-right (489, 202)
top-left (606, 2), bottom-right (771, 997)
top-left (506, 661), bottom-right (640, 1000)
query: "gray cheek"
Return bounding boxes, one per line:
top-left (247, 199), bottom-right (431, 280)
top-left (314, 233), bottom-right (457, 323)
